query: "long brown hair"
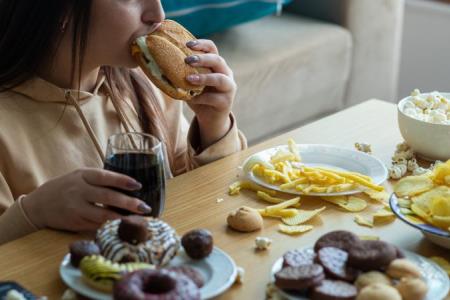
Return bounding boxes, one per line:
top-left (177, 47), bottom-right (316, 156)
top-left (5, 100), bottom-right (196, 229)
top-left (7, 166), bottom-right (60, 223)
top-left (0, 0), bottom-right (175, 170)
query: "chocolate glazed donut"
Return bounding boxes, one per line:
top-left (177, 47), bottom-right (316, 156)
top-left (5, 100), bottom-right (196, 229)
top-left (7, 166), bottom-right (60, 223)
top-left (113, 269), bottom-right (200, 300)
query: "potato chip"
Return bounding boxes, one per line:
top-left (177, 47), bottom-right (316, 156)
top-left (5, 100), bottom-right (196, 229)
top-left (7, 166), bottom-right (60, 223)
top-left (431, 196), bottom-right (450, 217)
top-left (400, 208), bottom-right (413, 215)
top-left (228, 180), bottom-right (277, 196)
top-left (278, 224), bottom-right (313, 235)
top-left (339, 196), bottom-right (368, 212)
top-left (259, 208), bottom-right (298, 218)
top-left (372, 208), bottom-right (396, 225)
top-left (321, 196), bottom-right (348, 206)
top-left (281, 207), bottom-right (326, 225)
top-left (412, 186), bottom-right (450, 215)
top-left (397, 198), bottom-right (412, 208)
top-left (364, 190), bottom-right (390, 207)
top-left (430, 257), bottom-right (450, 276)
top-left (430, 215), bottom-right (450, 230)
top-left (394, 175), bottom-right (434, 197)
top-left (354, 215), bottom-right (373, 228)
top-left (359, 235), bottom-right (380, 241)
top-left (411, 204), bottom-right (432, 223)
top-left (405, 215), bottom-right (426, 224)
top-left (432, 160), bottom-right (450, 185)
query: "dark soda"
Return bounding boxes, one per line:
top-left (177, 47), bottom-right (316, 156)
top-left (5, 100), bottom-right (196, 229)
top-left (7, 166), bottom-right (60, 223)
top-left (104, 152), bottom-right (165, 217)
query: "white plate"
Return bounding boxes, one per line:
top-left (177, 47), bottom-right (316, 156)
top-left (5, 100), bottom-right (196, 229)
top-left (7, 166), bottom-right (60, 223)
top-left (270, 248), bottom-right (449, 300)
top-left (242, 144), bottom-right (388, 196)
top-left (60, 247), bottom-right (237, 300)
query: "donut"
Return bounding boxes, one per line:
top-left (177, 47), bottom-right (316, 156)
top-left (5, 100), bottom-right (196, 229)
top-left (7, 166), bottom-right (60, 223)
top-left (69, 240), bottom-right (100, 268)
top-left (168, 265), bottom-right (205, 288)
top-left (113, 269), bottom-right (200, 300)
top-left (181, 229), bottom-right (213, 260)
top-left (96, 217), bottom-right (180, 266)
top-left (79, 255), bottom-right (153, 292)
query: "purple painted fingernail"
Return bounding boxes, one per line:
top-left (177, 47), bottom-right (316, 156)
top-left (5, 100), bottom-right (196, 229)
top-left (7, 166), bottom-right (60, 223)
top-left (127, 180), bottom-right (142, 190)
top-left (138, 203), bottom-right (152, 214)
top-left (185, 55), bottom-right (200, 64)
top-left (187, 74), bottom-right (200, 82)
top-left (186, 40), bottom-right (198, 47)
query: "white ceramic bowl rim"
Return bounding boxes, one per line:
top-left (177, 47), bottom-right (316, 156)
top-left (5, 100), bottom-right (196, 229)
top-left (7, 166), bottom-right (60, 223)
top-left (398, 93), bottom-right (450, 127)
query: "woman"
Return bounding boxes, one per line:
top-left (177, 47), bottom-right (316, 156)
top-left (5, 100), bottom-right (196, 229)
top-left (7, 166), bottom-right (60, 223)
top-left (0, 0), bottom-right (246, 244)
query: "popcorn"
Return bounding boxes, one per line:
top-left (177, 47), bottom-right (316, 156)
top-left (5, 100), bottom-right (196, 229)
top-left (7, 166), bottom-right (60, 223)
top-left (407, 158), bottom-right (419, 172)
top-left (402, 89), bottom-right (450, 125)
top-left (354, 142), bottom-right (372, 154)
top-left (412, 167), bottom-right (429, 176)
top-left (235, 266), bottom-right (245, 283)
top-left (255, 236), bottom-right (272, 250)
top-left (389, 164), bottom-right (407, 179)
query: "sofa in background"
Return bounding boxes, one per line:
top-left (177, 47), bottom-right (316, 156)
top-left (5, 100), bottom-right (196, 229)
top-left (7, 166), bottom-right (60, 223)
top-left (184, 0), bottom-right (405, 145)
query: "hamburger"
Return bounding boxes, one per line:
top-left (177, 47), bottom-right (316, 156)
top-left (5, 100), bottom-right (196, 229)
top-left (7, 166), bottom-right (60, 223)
top-left (131, 20), bottom-right (210, 101)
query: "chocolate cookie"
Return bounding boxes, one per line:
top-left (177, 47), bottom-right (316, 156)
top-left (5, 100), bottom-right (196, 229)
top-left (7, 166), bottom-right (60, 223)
top-left (316, 247), bottom-right (358, 282)
top-left (311, 279), bottom-right (357, 300)
top-left (181, 229), bottom-right (213, 260)
top-left (283, 248), bottom-right (316, 268)
top-left (275, 264), bottom-right (325, 291)
top-left (69, 240), bottom-right (100, 268)
top-left (314, 231), bottom-right (360, 253)
top-left (347, 240), bottom-right (397, 271)
top-left (168, 265), bottom-right (205, 288)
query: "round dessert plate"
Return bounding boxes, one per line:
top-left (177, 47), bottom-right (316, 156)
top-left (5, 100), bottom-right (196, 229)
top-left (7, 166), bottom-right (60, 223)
top-left (60, 247), bottom-right (237, 300)
top-left (242, 144), bottom-right (388, 196)
top-left (270, 248), bottom-right (449, 300)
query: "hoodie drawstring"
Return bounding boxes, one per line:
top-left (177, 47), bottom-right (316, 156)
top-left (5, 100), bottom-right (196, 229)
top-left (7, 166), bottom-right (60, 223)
top-left (65, 90), bottom-right (106, 162)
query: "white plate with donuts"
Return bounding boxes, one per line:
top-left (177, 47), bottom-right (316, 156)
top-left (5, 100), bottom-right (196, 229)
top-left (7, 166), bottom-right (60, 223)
top-left (60, 247), bottom-right (237, 300)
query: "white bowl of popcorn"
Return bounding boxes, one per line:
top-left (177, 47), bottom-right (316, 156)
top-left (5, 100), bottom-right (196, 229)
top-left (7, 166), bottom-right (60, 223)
top-left (398, 89), bottom-right (450, 161)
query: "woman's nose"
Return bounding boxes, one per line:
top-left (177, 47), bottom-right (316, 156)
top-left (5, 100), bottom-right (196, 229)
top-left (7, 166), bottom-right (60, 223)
top-left (142, 1), bottom-right (165, 25)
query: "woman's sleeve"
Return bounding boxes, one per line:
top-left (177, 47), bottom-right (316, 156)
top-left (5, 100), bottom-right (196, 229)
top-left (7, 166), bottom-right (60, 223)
top-left (163, 96), bottom-right (247, 176)
top-left (0, 171), bottom-right (39, 245)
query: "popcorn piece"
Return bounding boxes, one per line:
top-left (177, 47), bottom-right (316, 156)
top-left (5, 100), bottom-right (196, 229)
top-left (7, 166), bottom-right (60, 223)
top-left (411, 88), bottom-right (421, 97)
top-left (216, 198), bottom-right (224, 203)
top-left (255, 236), bottom-right (272, 250)
top-left (407, 158), bottom-right (419, 172)
top-left (412, 167), bottom-right (429, 176)
top-left (355, 142), bottom-right (372, 154)
top-left (61, 289), bottom-right (77, 300)
top-left (389, 164), bottom-right (407, 179)
top-left (403, 89), bottom-right (450, 124)
top-left (235, 266), bottom-right (245, 284)
top-left (396, 142), bottom-right (411, 152)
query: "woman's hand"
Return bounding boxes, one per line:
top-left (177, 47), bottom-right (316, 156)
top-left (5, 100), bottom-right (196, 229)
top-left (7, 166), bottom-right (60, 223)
top-left (22, 168), bottom-right (151, 232)
top-left (185, 39), bottom-right (237, 150)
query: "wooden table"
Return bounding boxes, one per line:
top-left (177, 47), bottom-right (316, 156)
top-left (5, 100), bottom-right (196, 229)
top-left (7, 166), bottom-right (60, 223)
top-left (1, 100), bottom-right (449, 299)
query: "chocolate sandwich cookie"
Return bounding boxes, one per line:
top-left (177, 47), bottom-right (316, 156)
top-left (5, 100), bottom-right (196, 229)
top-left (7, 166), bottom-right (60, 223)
top-left (316, 247), bottom-right (358, 282)
top-left (283, 248), bottom-right (316, 268)
top-left (347, 240), bottom-right (397, 271)
top-left (314, 231), bottom-right (360, 253)
top-left (168, 265), bottom-right (205, 288)
top-left (311, 279), bottom-right (357, 300)
top-left (275, 264), bottom-right (325, 291)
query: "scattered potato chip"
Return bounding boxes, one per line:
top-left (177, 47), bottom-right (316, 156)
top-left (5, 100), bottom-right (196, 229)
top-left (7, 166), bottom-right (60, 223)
top-left (364, 190), bottom-right (390, 207)
top-left (278, 224), bottom-right (313, 235)
top-left (228, 180), bottom-right (277, 196)
top-left (430, 256), bottom-right (450, 276)
top-left (430, 215), bottom-right (450, 230)
top-left (339, 196), bottom-right (368, 212)
top-left (372, 208), bottom-right (396, 225)
top-left (354, 215), bottom-right (373, 228)
top-left (259, 208), bottom-right (298, 218)
top-left (431, 196), bottom-right (450, 217)
top-left (321, 196), bottom-right (348, 206)
top-left (281, 207), bottom-right (326, 225)
top-left (410, 204), bottom-right (432, 223)
top-left (256, 191), bottom-right (289, 204)
top-left (394, 175), bottom-right (434, 197)
top-left (432, 160), bottom-right (450, 186)
top-left (359, 235), bottom-right (380, 241)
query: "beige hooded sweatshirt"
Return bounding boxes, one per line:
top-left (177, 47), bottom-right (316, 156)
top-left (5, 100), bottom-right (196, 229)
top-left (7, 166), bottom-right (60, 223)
top-left (0, 75), bottom-right (246, 245)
